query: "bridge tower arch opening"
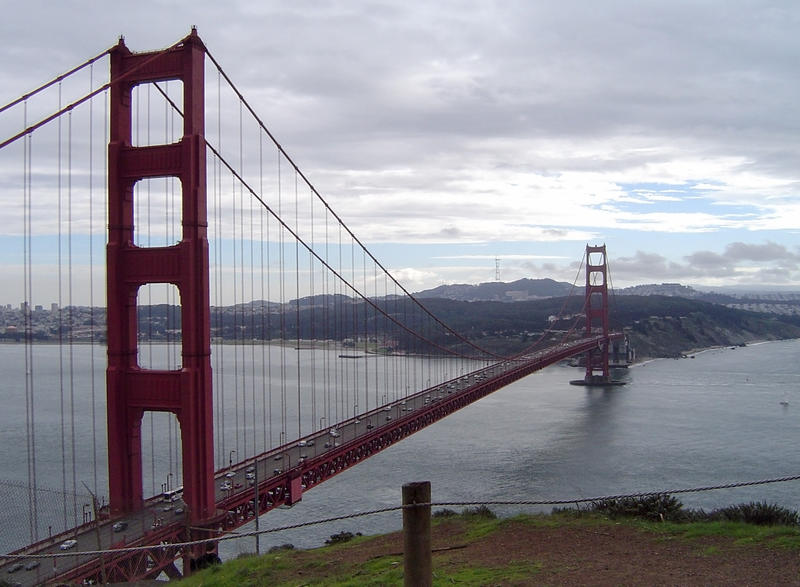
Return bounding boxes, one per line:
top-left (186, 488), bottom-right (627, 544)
top-left (106, 28), bottom-right (215, 526)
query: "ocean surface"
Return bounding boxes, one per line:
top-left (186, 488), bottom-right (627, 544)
top-left (1, 338), bottom-right (799, 557)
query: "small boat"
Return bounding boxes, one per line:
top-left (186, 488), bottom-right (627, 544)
top-left (338, 354), bottom-right (364, 359)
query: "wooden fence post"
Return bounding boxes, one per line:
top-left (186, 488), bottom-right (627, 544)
top-left (403, 481), bottom-right (431, 586)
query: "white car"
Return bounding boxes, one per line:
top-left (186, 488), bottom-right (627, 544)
top-left (112, 521), bottom-right (128, 532)
top-left (60, 539), bottom-right (77, 550)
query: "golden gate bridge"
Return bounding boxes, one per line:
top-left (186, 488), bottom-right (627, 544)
top-left (0, 29), bottom-right (622, 583)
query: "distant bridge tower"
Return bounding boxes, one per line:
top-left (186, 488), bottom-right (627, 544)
top-left (583, 244), bottom-right (611, 384)
top-left (106, 29), bottom-right (215, 524)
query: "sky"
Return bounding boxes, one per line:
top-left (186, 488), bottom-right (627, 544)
top-left (1, 0), bottom-right (799, 301)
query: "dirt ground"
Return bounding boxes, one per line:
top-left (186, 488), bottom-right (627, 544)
top-left (328, 517), bottom-right (800, 586)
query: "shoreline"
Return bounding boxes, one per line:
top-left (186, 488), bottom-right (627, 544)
top-left (629, 336), bottom-right (799, 368)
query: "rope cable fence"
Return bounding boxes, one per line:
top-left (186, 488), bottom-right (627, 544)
top-left (4, 472), bottom-right (800, 561)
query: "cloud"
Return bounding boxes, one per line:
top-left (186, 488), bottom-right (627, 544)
top-left (722, 242), bottom-right (800, 263)
top-left (606, 242), bottom-right (800, 287)
top-left (2, 1), bottom-right (800, 294)
top-left (434, 254), bottom-right (567, 261)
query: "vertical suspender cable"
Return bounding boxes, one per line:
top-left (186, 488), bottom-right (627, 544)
top-left (295, 172), bottom-right (301, 439)
top-left (374, 263), bottom-right (380, 403)
top-left (363, 249), bottom-right (370, 408)
top-left (249, 124), bottom-right (257, 459)
top-left (278, 154), bottom-right (286, 447)
top-left (214, 69), bottom-right (225, 468)
top-left (23, 104), bottom-right (39, 542)
top-left (324, 211), bottom-right (330, 429)
top-left (309, 186), bottom-right (316, 431)
top-left (162, 82), bottom-right (173, 482)
top-left (211, 137), bottom-right (220, 465)
top-left (169, 82), bottom-right (179, 481)
top-left (102, 86), bottom-right (109, 485)
top-left (339, 228), bottom-right (345, 419)
top-left (238, 100), bottom-right (246, 461)
top-left (67, 109), bottom-right (78, 523)
top-left (351, 235), bottom-right (358, 413)
top-left (267, 181), bottom-right (274, 450)
top-left (259, 131), bottom-right (268, 453)
top-left (88, 63), bottom-right (98, 497)
top-left (145, 86), bottom-right (156, 497)
top-left (232, 165), bottom-right (240, 461)
top-left (57, 81), bottom-right (68, 530)
top-left (265, 144), bottom-right (273, 449)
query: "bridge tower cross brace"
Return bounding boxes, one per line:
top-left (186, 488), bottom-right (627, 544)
top-left (106, 29), bottom-right (215, 523)
top-left (583, 244), bottom-right (611, 383)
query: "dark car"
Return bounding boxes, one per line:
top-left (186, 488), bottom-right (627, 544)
top-left (112, 521), bottom-right (128, 532)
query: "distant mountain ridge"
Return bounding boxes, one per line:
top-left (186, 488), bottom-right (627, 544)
top-left (415, 278), bottom-right (575, 302)
top-left (415, 279), bottom-right (800, 303)
top-left (413, 279), bottom-right (800, 320)
top-left (414, 279), bottom-right (709, 302)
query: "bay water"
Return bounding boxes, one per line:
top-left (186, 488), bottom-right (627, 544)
top-left (221, 338), bottom-right (800, 557)
top-left (1, 339), bottom-right (798, 557)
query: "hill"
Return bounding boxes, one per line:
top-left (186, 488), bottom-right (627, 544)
top-left (179, 510), bottom-right (800, 586)
top-left (414, 279), bottom-right (800, 318)
top-left (411, 294), bottom-right (800, 358)
top-left (415, 278), bottom-right (574, 302)
top-left (7, 285), bottom-right (798, 360)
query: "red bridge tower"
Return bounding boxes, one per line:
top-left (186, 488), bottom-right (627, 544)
top-left (582, 244), bottom-right (612, 384)
top-left (106, 29), bottom-right (215, 525)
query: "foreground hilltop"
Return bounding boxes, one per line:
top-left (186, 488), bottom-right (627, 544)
top-left (180, 508), bottom-right (800, 586)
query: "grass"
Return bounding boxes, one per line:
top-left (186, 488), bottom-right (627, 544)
top-left (436, 562), bottom-right (542, 585)
top-left (658, 519), bottom-right (800, 548)
top-left (179, 504), bottom-right (800, 586)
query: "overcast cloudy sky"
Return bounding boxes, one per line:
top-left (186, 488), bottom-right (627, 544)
top-left (2, 1), bottom-right (799, 293)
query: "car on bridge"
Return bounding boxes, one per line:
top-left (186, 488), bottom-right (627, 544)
top-left (112, 521), bottom-right (128, 532)
top-left (60, 539), bottom-right (77, 550)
